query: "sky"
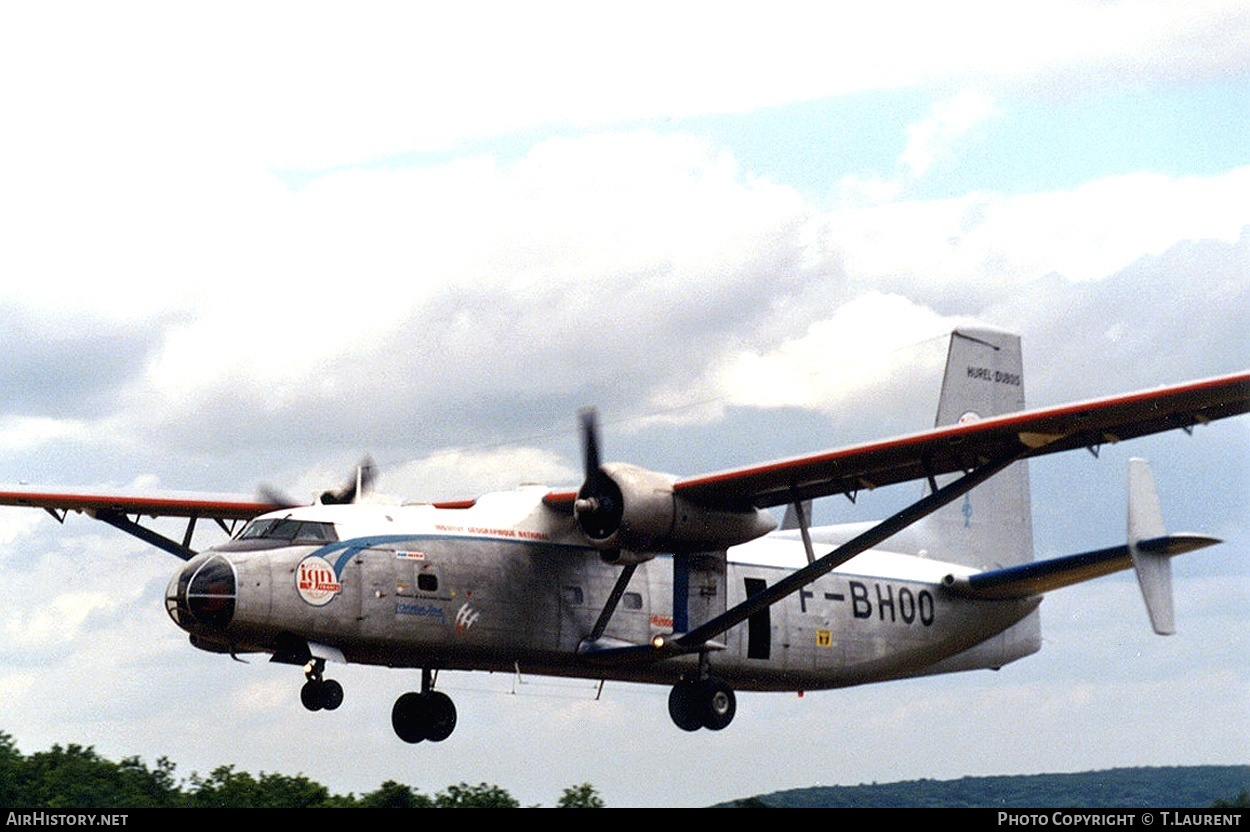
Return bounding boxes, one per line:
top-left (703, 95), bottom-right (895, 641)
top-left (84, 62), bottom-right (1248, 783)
top-left (0, 0), bottom-right (1247, 808)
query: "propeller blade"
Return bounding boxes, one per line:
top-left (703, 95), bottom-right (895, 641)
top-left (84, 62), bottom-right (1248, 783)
top-left (579, 408), bottom-right (601, 477)
top-left (574, 408), bottom-right (623, 541)
top-left (256, 484), bottom-right (305, 509)
top-left (357, 454), bottom-right (377, 498)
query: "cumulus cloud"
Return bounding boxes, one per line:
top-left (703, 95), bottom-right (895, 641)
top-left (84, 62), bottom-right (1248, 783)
top-left (900, 91), bottom-right (999, 179)
top-left (824, 166), bottom-right (1250, 293)
top-left (2, 129), bottom-right (1242, 499)
top-left (709, 292), bottom-right (959, 410)
top-left (112, 131), bottom-right (812, 458)
top-left (0, 417), bottom-right (91, 456)
top-left (1, 3), bottom-right (1246, 174)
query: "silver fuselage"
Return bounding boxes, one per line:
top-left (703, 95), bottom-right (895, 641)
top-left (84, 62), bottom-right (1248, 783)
top-left (167, 489), bottom-right (1041, 693)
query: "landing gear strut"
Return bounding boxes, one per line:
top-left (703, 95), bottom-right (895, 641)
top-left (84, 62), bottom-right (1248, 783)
top-left (392, 669), bottom-right (457, 743)
top-left (668, 674), bottom-right (736, 732)
top-left (300, 657), bottom-right (344, 712)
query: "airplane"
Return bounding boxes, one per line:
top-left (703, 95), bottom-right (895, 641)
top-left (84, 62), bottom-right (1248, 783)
top-left (0, 325), bottom-right (1246, 743)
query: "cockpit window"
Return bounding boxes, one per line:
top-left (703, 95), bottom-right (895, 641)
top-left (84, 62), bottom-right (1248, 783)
top-left (238, 518), bottom-right (338, 543)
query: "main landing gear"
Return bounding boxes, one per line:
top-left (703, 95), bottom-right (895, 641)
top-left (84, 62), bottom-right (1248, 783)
top-left (300, 657), bottom-right (344, 712)
top-left (391, 669), bottom-right (457, 744)
top-left (667, 674), bottom-right (736, 732)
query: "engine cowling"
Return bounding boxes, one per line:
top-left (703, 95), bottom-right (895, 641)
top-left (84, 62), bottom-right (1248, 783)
top-left (574, 462), bottom-right (776, 557)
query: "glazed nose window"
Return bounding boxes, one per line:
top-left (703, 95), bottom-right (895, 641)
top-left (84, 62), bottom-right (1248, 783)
top-left (167, 554), bottom-right (237, 630)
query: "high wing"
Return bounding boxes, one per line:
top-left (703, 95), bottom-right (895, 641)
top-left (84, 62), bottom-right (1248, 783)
top-left (0, 457), bottom-right (380, 559)
top-left (0, 486), bottom-right (284, 559)
top-left (673, 370), bottom-right (1249, 510)
top-left (0, 486), bottom-right (280, 519)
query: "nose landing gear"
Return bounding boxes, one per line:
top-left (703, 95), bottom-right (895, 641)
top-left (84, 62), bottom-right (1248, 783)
top-left (392, 669), bottom-right (457, 744)
top-left (299, 657), bottom-right (344, 712)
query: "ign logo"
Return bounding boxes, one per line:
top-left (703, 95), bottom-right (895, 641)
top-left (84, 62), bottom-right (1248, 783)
top-left (296, 556), bottom-right (342, 606)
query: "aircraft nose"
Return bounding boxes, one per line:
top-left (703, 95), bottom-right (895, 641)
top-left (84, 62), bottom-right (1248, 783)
top-left (165, 552), bottom-right (237, 632)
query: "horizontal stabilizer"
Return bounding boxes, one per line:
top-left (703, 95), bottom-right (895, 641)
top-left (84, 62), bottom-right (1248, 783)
top-left (943, 459), bottom-right (1217, 635)
top-left (943, 533), bottom-right (1219, 600)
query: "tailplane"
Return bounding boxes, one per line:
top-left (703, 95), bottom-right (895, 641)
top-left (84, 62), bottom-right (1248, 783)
top-left (943, 457), bottom-right (1219, 634)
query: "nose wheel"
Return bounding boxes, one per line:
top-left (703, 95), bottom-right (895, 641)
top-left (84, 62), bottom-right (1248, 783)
top-left (299, 657), bottom-right (344, 712)
top-left (392, 669), bottom-right (457, 744)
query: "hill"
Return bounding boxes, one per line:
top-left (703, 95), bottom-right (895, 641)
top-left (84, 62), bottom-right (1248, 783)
top-left (720, 766), bottom-right (1250, 808)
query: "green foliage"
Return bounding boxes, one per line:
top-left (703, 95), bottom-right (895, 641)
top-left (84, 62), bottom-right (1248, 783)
top-left (355, 779), bottom-right (433, 808)
top-left (557, 783), bottom-right (605, 808)
top-left (0, 730), bottom-right (29, 807)
top-left (0, 731), bottom-right (583, 808)
top-left (4, 728), bottom-right (1243, 810)
top-left (17, 743), bottom-right (183, 808)
top-left (185, 764), bottom-right (332, 808)
top-left (433, 782), bottom-right (520, 808)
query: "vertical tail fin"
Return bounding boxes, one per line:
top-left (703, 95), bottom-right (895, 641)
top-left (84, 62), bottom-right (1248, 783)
top-left (920, 326), bottom-right (1034, 570)
top-left (910, 326), bottom-right (1042, 672)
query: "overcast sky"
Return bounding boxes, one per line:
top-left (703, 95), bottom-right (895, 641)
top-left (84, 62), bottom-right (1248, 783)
top-left (0, 1), bottom-right (1246, 808)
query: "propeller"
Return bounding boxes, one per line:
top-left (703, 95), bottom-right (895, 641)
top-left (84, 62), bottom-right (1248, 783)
top-left (256, 455), bottom-right (378, 508)
top-left (573, 409), bottom-right (623, 541)
top-left (319, 455), bottom-right (377, 505)
top-left (571, 407), bottom-right (774, 557)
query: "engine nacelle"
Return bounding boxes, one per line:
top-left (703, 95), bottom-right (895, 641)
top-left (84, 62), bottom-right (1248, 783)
top-left (574, 462), bottom-right (776, 555)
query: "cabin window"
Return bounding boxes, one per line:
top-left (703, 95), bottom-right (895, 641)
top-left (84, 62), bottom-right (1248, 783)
top-left (397, 566), bottom-right (439, 596)
top-left (623, 591), bottom-right (642, 610)
top-left (562, 585), bottom-right (584, 606)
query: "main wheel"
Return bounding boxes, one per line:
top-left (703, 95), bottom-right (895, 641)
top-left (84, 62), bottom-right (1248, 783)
top-left (424, 691), bottom-right (457, 742)
top-left (321, 679), bottom-right (344, 711)
top-left (392, 692), bottom-right (427, 744)
top-left (301, 679), bottom-right (325, 711)
top-left (698, 677), bottom-right (736, 731)
top-left (668, 680), bottom-right (703, 732)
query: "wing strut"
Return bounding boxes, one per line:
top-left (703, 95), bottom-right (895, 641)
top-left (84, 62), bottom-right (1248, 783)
top-left (789, 494), bottom-right (817, 565)
top-left (93, 510), bottom-right (198, 561)
top-left (674, 443), bottom-right (1028, 652)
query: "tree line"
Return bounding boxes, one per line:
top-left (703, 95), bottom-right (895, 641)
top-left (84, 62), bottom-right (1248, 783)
top-left (0, 731), bottom-right (603, 808)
